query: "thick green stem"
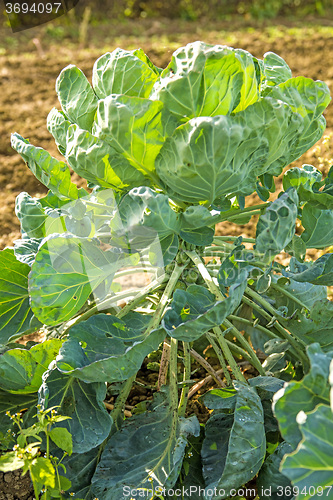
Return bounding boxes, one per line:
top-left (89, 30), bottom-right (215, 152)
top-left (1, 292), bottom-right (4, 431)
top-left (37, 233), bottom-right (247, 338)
top-left (110, 374), bottom-right (136, 432)
top-left (141, 263), bottom-right (187, 335)
top-left (206, 333), bottom-right (232, 385)
top-left (245, 287), bottom-right (307, 348)
top-left (185, 249), bottom-right (222, 300)
top-left (178, 342), bottom-right (191, 417)
top-left (213, 327), bottom-right (247, 382)
top-left (223, 318), bottom-right (265, 375)
top-left (84, 200), bottom-right (115, 211)
top-left (214, 236), bottom-right (256, 244)
top-left (186, 251), bottom-right (264, 377)
top-left (224, 338), bottom-right (256, 362)
top-left (117, 274), bottom-right (168, 319)
top-left (243, 289), bottom-right (309, 368)
top-left (46, 427), bottom-right (50, 459)
top-left (186, 249), bottom-right (257, 380)
top-left (227, 315), bottom-right (278, 340)
top-left (209, 202), bottom-right (270, 226)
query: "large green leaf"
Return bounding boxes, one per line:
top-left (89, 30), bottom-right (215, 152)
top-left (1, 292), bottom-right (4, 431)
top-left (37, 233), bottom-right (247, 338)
top-left (283, 164), bottom-right (333, 210)
top-left (56, 313), bottom-right (165, 383)
top-left (15, 192), bottom-right (65, 240)
top-left (0, 249), bottom-right (34, 344)
top-left (92, 94), bottom-right (165, 176)
top-left (47, 107), bottom-right (70, 155)
top-left (301, 203), bottom-right (333, 248)
top-left (15, 193), bottom-right (46, 239)
top-left (257, 442), bottom-right (294, 500)
top-left (155, 98), bottom-right (302, 204)
top-left (156, 233), bottom-right (179, 267)
top-left (0, 339), bottom-right (62, 394)
top-left (150, 42), bottom-right (258, 125)
top-left (11, 133), bottom-right (79, 200)
top-left (91, 390), bottom-right (200, 500)
top-left (273, 343), bottom-right (331, 449)
top-left (299, 185), bottom-right (333, 210)
top-left (179, 206), bottom-right (218, 246)
top-left (163, 281), bottom-right (246, 342)
top-left (92, 48), bottom-right (159, 99)
top-left (281, 405), bottom-right (333, 499)
top-left (13, 238), bottom-right (41, 267)
top-left (261, 51), bottom-right (292, 87)
top-left (109, 187), bottom-right (181, 253)
top-left (56, 65), bottom-right (98, 131)
top-left (66, 124), bottom-right (150, 190)
top-left (266, 275), bottom-right (327, 315)
top-left (280, 300), bottom-right (333, 351)
top-left (155, 114), bottom-right (264, 204)
top-left (29, 235), bottom-right (120, 326)
top-left (173, 430), bottom-right (206, 500)
top-left (201, 382), bottom-right (266, 499)
top-left (283, 164), bottom-right (322, 193)
top-left (255, 189), bottom-right (298, 255)
top-left (39, 362), bottom-right (111, 453)
top-left (0, 389), bottom-right (38, 435)
top-left (57, 446), bottom-right (99, 499)
top-left (282, 254), bottom-right (333, 286)
top-left (248, 376), bottom-right (285, 401)
top-left (201, 388), bottom-right (237, 410)
top-left (265, 76), bottom-right (331, 160)
top-left (217, 244), bottom-right (261, 288)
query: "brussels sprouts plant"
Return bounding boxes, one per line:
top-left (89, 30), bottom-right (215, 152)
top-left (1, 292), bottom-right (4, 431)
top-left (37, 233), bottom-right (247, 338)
top-left (1, 41), bottom-right (333, 499)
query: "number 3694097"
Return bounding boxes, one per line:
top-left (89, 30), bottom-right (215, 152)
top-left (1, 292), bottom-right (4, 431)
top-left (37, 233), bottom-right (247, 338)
top-left (5, 3), bottom-right (62, 14)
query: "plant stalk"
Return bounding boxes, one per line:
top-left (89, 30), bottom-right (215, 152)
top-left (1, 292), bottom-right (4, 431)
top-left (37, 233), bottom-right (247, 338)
top-left (210, 202), bottom-right (270, 225)
top-left (212, 326), bottom-right (247, 382)
top-left (117, 274), bottom-right (168, 319)
top-left (110, 374), bottom-right (136, 433)
top-left (227, 314), bottom-right (278, 340)
top-left (143, 262), bottom-right (187, 335)
top-left (206, 332), bottom-right (232, 385)
top-left (242, 290), bottom-right (309, 368)
top-left (178, 342), bottom-right (191, 417)
top-left (214, 236), bottom-right (256, 243)
top-left (223, 318), bottom-right (265, 375)
top-left (245, 287), bottom-right (307, 348)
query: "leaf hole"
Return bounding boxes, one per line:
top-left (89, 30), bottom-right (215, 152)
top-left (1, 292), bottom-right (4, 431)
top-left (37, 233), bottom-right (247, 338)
top-left (277, 207), bottom-right (289, 217)
top-left (268, 211), bottom-right (278, 221)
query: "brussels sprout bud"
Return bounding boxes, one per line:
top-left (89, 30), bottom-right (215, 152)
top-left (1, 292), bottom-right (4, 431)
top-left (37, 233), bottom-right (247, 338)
top-left (186, 269), bottom-right (199, 283)
top-left (165, 262), bottom-right (176, 274)
top-left (176, 251), bottom-right (189, 264)
top-left (174, 281), bottom-right (187, 291)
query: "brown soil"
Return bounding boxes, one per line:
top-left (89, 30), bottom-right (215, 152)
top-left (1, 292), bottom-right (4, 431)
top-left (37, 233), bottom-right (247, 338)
top-left (0, 471), bottom-right (33, 500)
